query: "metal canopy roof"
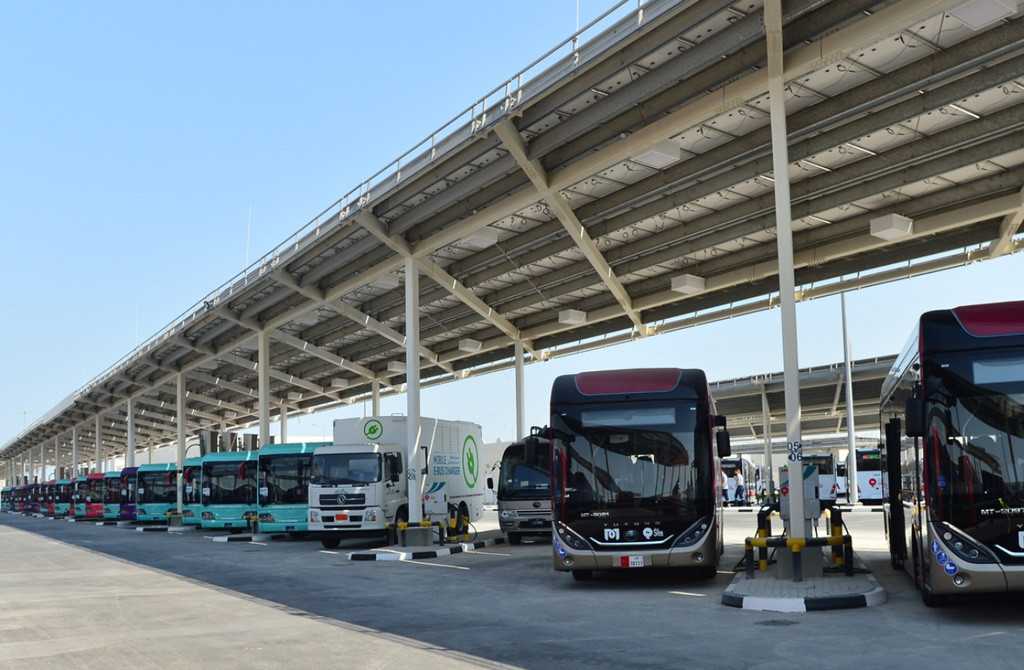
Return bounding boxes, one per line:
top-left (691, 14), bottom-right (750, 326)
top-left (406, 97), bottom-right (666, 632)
top-left (4, 0), bottom-right (1024, 469)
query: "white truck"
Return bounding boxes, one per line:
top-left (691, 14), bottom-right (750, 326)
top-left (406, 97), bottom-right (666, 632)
top-left (308, 416), bottom-right (485, 548)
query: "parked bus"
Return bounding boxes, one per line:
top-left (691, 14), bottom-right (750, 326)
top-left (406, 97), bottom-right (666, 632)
top-left (71, 477), bottom-right (86, 517)
top-left (0, 486), bottom-right (11, 511)
top-left (880, 300), bottom-right (1024, 605)
top-left (54, 479), bottom-right (73, 517)
top-left (119, 467), bottom-right (139, 521)
top-left (488, 430), bottom-right (552, 544)
top-left (200, 451), bottom-right (258, 531)
top-left (549, 368), bottom-right (731, 581)
top-left (721, 456), bottom-right (755, 507)
top-left (136, 463), bottom-right (178, 522)
top-left (257, 442), bottom-right (329, 535)
top-left (181, 457), bottom-right (203, 526)
top-left (854, 446), bottom-right (884, 505)
top-left (83, 473), bottom-right (105, 518)
top-left (22, 483), bottom-right (40, 514)
top-left (102, 471), bottom-right (122, 520)
top-left (804, 452), bottom-right (838, 507)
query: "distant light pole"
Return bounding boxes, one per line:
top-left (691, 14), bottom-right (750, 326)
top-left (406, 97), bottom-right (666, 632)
top-left (18, 411), bottom-right (29, 431)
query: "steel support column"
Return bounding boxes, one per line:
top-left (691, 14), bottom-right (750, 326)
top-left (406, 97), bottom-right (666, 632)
top-left (842, 293), bottom-right (859, 504)
top-left (405, 256), bottom-right (423, 524)
top-left (176, 372), bottom-right (186, 515)
top-left (515, 341), bottom-right (526, 440)
top-left (72, 426), bottom-right (78, 478)
top-left (94, 415), bottom-right (102, 475)
top-left (126, 396), bottom-right (136, 469)
top-left (258, 329), bottom-right (271, 447)
top-left (766, 0), bottom-right (805, 537)
top-left (279, 400), bottom-right (288, 444)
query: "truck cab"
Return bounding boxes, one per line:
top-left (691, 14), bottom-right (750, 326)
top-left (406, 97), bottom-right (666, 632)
top-left (308, 442), bottom-right (406, 547)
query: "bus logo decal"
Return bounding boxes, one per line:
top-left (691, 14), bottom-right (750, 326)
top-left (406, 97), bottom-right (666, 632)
top-left (604, 528), bottom-right (620, 541)
top-left (944, 561), bottom-right (958, 576)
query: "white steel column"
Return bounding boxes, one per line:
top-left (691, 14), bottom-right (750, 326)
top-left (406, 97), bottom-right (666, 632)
top-left (176, 372), bottom-right (186, 514)
top-left (72, 426), bottom-right (78, 478)
top-left (515, 341), bottom-right (526, 440)
top-left (405, 257), bottom-right (423, 524)
top-left (126, 396), bottom-right (136, 468)
top-left (94, 414), bottom-right (103, 474)
top-left (371, 380), bottom-right (381, 416)
top-left (39, 442), bottom-right (45, 482)
top-left (28, 445), bottom-right (35, 483)
top-left (842, 293), bottom-right (859, 504)
top-left (761, 385), bottom-right (773, 498)
top-left (258, 329), bottom-right (271, 447)
top-left (766, 0), bottom-right (805, 536)
top-left (279, 400), bottom-right (288, 444)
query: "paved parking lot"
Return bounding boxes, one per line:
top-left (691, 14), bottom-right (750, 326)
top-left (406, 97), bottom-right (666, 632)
top-left (3, 508), bottom-right (1024, 668)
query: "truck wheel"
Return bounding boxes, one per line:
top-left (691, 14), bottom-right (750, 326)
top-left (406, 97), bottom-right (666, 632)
top-left (571, 569), bottom-right (593, 582)
top-left (320, 536), bottom-right (341, 549)
top-left (507, 532), bottom-right (522, 545)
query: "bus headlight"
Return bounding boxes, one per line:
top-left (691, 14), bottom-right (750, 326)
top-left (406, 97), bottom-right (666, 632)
top-left (937, 523), bottom-right (996, 563)
top-left (555, 521), bottom-right (592, 551)
top-left (499, 509), bottom-right (518, 519)
top-left (673, 518), bottom-right (712, 548)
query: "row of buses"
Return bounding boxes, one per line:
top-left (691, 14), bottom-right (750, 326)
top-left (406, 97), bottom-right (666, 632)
top-left (1, 441), bottom-right (328, 534)
top-left (4, 300), bottom-right (1023, 606)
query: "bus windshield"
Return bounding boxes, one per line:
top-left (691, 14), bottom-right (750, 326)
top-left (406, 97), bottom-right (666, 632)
top-left (203, 462), bottom-right (256, 505)
top-left (310, 453), bottom-right (381, 486)
top-left (497, 446), bottom-right (550, 500)
top-left (924, 351), bottom-right (1024, 518)
top-left (137, 471), bottom-right (177, 504)
top-left (553, 401), bottom-right (707, 521)
top-left (260, 454), bottom-right (311, 504)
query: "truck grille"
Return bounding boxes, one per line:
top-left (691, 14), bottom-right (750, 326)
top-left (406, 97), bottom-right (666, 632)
top-left (318, 492), bottom-right (366, 507)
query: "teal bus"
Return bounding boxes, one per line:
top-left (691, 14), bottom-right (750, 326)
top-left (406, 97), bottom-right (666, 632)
top-left (54, 479), bottom-right (72, 517)
top-left (200, 451), bottom-right (258, 531)
top-left (181, 457), bottom-right (203, 526)
top-left (0, 486), bottom-right (11, 511)
top-left (257, 441), bottom-right (330, 535)
top-left (103, 471), bottom-right (123, 520)
top-left (136, 463), bottom-right (178, 522)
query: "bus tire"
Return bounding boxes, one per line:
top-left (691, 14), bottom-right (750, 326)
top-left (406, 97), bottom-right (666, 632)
top-left (320, 535), bottom-right (341, 549)
top-left (571, 569), bottom-right (593, 582)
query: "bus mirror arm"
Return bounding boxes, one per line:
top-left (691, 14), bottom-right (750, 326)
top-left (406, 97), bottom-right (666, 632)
top-left (716, 430), bottom-right (731, 458)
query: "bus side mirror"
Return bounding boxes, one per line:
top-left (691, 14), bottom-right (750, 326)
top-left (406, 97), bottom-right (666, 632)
top-left (716, 430), bottom-right (731, 458)
top-left (904, 398), bottom-right (925, 438)
top-left (486, 477), bottom-right (494, 490)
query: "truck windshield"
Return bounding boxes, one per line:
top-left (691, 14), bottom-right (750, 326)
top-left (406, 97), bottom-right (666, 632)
top-left (311, 453), bottom-right (381, 486)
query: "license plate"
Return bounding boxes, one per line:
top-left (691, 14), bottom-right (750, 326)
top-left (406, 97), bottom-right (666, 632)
top-left (620, 555), bottom-right (644, 568)
top-left (335, 513), bottom-right (348, 521)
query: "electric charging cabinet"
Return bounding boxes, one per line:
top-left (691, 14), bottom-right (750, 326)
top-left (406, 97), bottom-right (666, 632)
top-left (778, 464), bottom-right (824, 578)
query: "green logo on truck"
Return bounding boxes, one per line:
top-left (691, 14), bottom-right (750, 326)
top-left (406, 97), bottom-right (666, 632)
top-left (363, 419), bottom-right (383, 440)
top-left (462, 435), bottom-right (479, 489)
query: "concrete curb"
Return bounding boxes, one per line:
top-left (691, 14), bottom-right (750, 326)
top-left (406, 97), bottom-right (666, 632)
top-left (721, 571), bottom-right (886, 612)
top-left (347, 536), bottom-right (506, 561)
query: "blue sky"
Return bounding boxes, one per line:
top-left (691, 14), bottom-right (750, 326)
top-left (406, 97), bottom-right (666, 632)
top-left (2, 1), bottom-right (1021, 449)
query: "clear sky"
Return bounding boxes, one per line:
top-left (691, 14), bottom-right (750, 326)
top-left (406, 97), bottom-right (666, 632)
top-left (2, 1), bottom-right (1021, 450)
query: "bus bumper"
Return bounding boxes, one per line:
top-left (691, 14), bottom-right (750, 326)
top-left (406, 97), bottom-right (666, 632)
top-left (552, 520), bottom-right (720, 573)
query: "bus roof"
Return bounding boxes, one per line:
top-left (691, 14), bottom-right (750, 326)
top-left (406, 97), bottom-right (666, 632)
top-left (137, 463), bottom-right (176, 472)
top-left (201, 451), bottom-right (258, 463)
top-left (258, 441), bottom-right (331, 457)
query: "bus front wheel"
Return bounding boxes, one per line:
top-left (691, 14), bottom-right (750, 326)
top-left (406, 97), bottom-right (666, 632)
top-left (571, 569), bottom-right (593, 582)
top-left (320, 535), bottom-right (341, 549)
